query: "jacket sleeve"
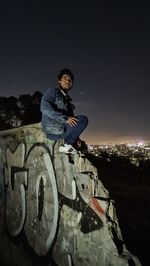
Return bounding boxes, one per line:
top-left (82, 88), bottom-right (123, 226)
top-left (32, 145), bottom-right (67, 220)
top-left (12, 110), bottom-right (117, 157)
top-left (40, 87), bottom-right (67, 123)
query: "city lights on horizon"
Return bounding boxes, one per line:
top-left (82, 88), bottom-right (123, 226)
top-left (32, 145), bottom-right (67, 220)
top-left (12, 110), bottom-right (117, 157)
top-left (83, 134), bottom-right (149, 146)
top-left (87, 140), bottom-right (150, 146)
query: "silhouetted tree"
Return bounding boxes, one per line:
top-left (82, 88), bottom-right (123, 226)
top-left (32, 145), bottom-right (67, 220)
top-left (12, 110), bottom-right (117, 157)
top-left (0, 91), bottom-right (43, 131)
top-left (18, 91), bottom-right (42, 126)
top-left (0, 96), bottom-right (21, 129)
top-left (0, 115), bottom-right (10, 131)
top-left (32, 91), bottom-right (43, 105)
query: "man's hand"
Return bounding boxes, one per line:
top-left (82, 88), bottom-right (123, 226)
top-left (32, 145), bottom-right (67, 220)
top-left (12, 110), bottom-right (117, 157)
top-left (66, 117), bottom-right (78, 126)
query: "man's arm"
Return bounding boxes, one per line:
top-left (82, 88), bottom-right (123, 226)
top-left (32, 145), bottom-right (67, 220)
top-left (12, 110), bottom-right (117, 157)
top-left (40, 87), bottom-right (67, 123)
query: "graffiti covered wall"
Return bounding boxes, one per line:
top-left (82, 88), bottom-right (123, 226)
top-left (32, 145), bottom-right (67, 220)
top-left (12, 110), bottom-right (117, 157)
top-left (0, 123), bottom-right (141, 266)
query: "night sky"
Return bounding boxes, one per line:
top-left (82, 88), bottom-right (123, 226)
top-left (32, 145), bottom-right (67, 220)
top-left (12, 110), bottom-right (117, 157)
top-left (0, 0), bottom-right (150, 144)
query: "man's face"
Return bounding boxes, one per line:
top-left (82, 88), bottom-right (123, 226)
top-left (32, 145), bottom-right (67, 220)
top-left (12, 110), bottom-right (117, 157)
top-left (58, 74), bottom-right (73, 91)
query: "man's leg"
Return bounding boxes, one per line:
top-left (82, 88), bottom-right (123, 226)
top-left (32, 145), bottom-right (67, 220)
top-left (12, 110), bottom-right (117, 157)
top-left (64, 115), bottom-right (88, 145)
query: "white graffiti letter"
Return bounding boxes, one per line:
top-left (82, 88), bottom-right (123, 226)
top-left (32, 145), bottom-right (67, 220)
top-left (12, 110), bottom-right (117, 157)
top-left (24, 145), bottom-right (59, 256)
top-left (5, 144), bottom-right (27, 236)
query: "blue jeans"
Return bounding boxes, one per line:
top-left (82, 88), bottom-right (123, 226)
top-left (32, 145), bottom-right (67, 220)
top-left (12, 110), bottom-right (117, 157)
top-left (63, 115), bottom-right (88, 145)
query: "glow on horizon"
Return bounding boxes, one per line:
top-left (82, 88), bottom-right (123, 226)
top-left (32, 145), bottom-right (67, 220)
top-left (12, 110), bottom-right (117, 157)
top-left (82, 133), bottom-right (149, 145)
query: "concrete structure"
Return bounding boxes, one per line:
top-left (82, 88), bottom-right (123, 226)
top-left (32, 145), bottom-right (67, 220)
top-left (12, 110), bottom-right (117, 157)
top-left (0, 123), bottom-right (141, 266)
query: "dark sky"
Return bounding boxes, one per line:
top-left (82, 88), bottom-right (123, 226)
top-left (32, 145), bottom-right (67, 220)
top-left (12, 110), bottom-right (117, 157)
top-left (0, 0), bottom-right (150, 144)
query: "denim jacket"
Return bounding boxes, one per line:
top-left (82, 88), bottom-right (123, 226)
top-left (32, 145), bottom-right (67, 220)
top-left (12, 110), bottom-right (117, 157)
top-left (40, 87), bottom-right (74, 138)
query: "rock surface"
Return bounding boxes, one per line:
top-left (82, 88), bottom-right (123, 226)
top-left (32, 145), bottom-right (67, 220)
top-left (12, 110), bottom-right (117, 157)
top-left (0, 123), bottom-right (142, 266)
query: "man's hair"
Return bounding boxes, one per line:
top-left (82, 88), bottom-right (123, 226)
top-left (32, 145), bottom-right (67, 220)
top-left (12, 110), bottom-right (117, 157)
top-left (57, 68), bottom-right (74, 82)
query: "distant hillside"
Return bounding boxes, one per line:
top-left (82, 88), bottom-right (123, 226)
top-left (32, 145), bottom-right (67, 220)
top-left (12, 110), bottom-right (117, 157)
top-left (87, 153), bottom-right (150, 266)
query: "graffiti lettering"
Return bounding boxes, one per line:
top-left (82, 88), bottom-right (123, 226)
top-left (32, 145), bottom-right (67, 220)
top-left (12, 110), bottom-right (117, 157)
top-left (5, 144), bottom-right (59, 256)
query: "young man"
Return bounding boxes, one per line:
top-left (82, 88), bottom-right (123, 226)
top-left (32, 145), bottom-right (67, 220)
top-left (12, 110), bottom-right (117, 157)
top-left (40, 68), bottom-right (88, 154)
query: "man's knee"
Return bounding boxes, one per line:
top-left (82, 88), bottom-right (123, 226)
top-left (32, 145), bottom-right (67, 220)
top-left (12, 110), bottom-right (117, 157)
top-left (76, 115), bottom-right (88, 126)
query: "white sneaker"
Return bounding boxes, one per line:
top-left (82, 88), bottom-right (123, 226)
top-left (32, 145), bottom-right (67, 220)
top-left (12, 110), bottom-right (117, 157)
top-left (59, 143), bottom-right (77, 154)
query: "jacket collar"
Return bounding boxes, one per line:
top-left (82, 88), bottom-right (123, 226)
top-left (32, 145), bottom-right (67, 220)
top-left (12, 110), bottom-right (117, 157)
top-left (60, 89), bottom-right (72, 101)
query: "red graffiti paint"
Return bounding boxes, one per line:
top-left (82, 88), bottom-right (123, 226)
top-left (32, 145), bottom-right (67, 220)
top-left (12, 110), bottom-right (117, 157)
top-left (91, 197), bottom-right (105, 215)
